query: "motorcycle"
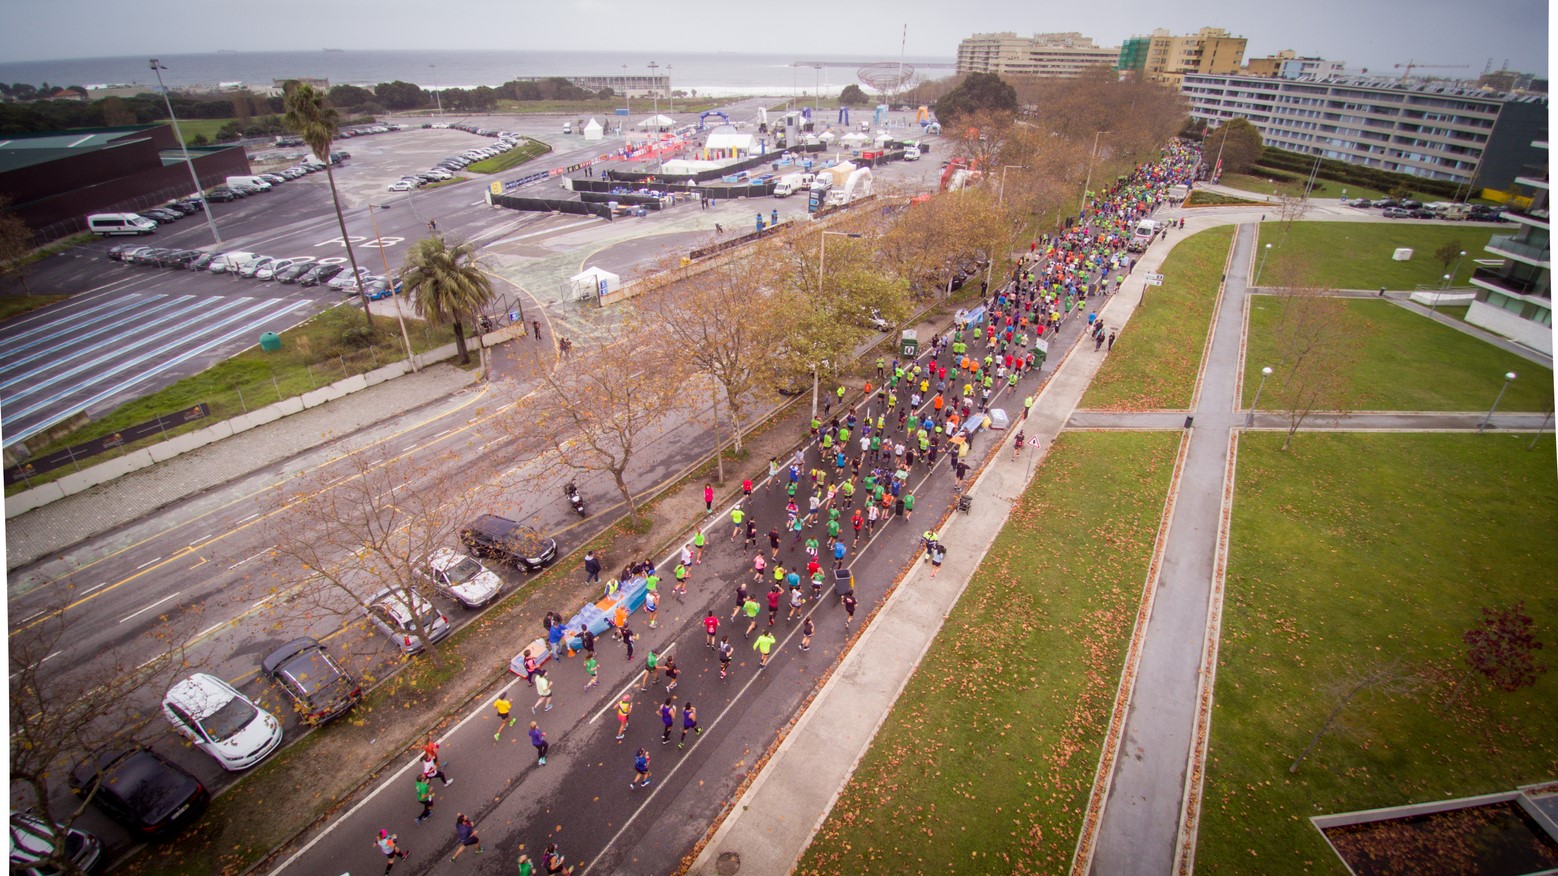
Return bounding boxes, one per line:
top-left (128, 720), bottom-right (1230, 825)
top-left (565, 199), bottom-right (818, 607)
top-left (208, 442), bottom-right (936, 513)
top-left (565, 482), bottom-right (586, 517)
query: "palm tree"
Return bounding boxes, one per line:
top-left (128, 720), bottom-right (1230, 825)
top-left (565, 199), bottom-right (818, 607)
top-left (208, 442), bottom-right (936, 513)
top-left (401, 237), bottom-right (494, 365)
top-left (282, 82), bottom-right (372, 329)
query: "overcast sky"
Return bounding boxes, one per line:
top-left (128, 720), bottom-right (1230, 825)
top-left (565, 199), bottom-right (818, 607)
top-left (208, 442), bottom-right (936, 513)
top-left (1, 0), bottom-right (1548, 76)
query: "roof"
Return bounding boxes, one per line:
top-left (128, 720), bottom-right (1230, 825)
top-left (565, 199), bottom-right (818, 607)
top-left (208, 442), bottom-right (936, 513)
top-left (0, 124), bottom-right (164, 174)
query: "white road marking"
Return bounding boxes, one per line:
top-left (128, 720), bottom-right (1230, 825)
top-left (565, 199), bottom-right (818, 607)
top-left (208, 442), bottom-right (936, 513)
top-left (228, 547), bottom-right (273, 571)
top-left (117, 591), bottom-right (181, 624)
top-left (135, 556), bottom-right (164, 570)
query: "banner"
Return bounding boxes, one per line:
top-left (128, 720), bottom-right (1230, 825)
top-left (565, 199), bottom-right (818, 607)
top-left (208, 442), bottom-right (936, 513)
top-left (6, 404), bottom-right (211, 485)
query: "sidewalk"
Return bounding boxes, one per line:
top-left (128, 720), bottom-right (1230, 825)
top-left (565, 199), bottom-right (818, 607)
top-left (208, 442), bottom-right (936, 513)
top-left (1070, 410), bottom-right (1553, 431)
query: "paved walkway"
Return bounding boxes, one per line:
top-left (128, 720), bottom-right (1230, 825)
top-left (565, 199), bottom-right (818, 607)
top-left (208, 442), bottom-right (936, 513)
top-left (1070, 410), bottom-right (1552, 431)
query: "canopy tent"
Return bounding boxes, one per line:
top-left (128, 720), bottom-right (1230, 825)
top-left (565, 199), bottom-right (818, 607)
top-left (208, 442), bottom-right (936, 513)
top-left (637, 114), bottom-right (675, 130)
top-left (817, 131), bottom-right (837, 142)
top-left (568, 266), bottom-right (621, 301)
top-left (582, 118), bottom-right (604, 140)
top-left (839, 132), bottom-right (869, 146)
top-left (702, 125), bottom-right (757, 160)
top-left (660, 158), bottom-right (722, 174)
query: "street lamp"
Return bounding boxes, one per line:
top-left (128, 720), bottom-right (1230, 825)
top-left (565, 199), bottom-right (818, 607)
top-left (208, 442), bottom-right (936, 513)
top-left (666, 65), bottom-right (673, 115)
top-left (622, 64), bottom-right (631, 114)
top-left (428, 64), bottom-right (443, 116)
top-left (1437, 250), bottom-right (1468, 315)
top-left (647, 62), bottom-right (660, 119)
top-left (1255, 242), bottom-right (1273, 287)
top-left (815, 231), bottom-right (862, 419)
top-left (366, 204), bottom-right (418, 372)
top-left (1079, 130), bottom-right (1110, 216)
top-left (1247, 365), bottom-right (1273, 427)
top-left (149, 59), bottom-right (221, 244)
top-left (1479, 371), bottom-right (1517, 433)
top-left (998, 165), bottom-right (1024, 208)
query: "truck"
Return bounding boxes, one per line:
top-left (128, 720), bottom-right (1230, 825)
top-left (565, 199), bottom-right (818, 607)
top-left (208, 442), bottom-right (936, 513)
top-left (1127, 219), bottom-right (1160, 252)
top-left (773, 173), bottom-right (814, 198)
top-left (225, 175), bottom-right (271, 192)
top-left (1167, 184), bottom-right (1189, 203)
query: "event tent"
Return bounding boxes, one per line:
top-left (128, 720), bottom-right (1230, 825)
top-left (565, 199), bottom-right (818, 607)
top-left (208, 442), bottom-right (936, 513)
top-left (637, 114), bottom-right (675, 130)
top-left (583, 118), bottom-right (604, 140)
top-left (568, 266), bottom-right (621, 301)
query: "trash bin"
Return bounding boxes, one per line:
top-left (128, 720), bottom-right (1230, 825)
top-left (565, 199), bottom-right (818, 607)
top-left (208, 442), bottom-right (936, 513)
top-left (259, 332), bottom-right (282, 352)
top-left (900, 337), bottom-right (918, 358)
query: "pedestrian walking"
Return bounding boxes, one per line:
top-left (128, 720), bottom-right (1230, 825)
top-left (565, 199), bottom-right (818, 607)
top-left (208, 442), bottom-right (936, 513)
top-left (680, 702), bottom-right (700, 748)
top-left (414, 777), bottom-right (435, 823)
top-left (704, 611), bottom-right (719, 648)
top-left (1013, 430), bottom-right (1026, 459)
top-left (801, 616), bottom-right (814, 651)
top-left (929, 541), bottom-right (946, 576)
top-left (630, 747), bottom-right (652, 789)
top-left (532, 673), bottom-right (554, 713)
top-left (376, 830), bottom-right (409, 873)
top-left (718, 635), bottom-right (734, 679)
top-left (493, 690), bottom-right (515, 740)
top-left (704, 483), bottom-right (715, 513)
top-left (450, 814), bottom-right (483, 861)
top-left (753, 630), bottom-right (776, 668)
top-left (659, 697), bottom-right (677, 744)
top-left (615, 695), bottom-right (633, 741)
top-left (843, 592), bottom-right (858, 628)
top-left (532, 319), bottom-right (543, 342)
top-left (637, 649), bottom-right (660, 690)
top-left (421, 751), bottom-right (451, 787)
top-left (583, 550), bottom-right (602, 584)
top-left (1108, 330), bottom-right (1116, 351)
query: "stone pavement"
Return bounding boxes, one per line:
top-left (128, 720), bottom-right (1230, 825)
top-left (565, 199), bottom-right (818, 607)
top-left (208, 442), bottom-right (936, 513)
top-left (5, 363), bottom-right (480, 570)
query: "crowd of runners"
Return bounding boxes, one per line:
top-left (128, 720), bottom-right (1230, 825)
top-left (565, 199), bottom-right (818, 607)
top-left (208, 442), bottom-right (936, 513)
top-left (368, 141), bottom-right (1202, 875)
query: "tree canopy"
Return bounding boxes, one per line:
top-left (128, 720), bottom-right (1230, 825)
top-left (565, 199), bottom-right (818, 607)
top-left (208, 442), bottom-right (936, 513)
top-left (934, 72), bottom-right (1018, 128)
top-left (838, 84), bottom-right (870, 107)
top-left (1205, 117), bottom-right (1263, 175)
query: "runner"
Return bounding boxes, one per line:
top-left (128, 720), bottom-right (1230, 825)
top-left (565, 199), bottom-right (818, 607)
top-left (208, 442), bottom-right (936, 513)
top-left (787, 585), bottom-right (805, 622)
top-left (704, 610), bottom-right (720, 648)
top-left (753, 630), bottom-right (776, 668)
top-left (375, 830), bottom-right (409, 874)
top-left (659, 697), bottom-right (677, 744)
top-left (693, 530), bottom-right (706, 563)
top-left (615, 694), bottom-right (633, 741)
top-left (718, 636), bottom-right (734, 679)
top-left (843, 592), bottom-right (858, 629)
top-left (414, 777), bottom-right (435, 824)
top-left (637, 649), bottom-right (660, 690)
top-left (644, 588), bottom-right (659, 628)
top-left (679, 702), bottom-right (700, 749)
top-left (532, 673), bottom-right (553, 713)
top-left (663, 657), bottom-right (680, 694)
top-left (742, 595), bottom-right (761, 638)
top-left (450, 814), bottom-right (483, 861)
top-left (492, 690), bottom-right (515, 741)
top-left (800, 616), bottom-right (815, 651)
top-left (583, 652), bottom-right (599, 689)
top-left (630, 747), bottom-right (652, 789)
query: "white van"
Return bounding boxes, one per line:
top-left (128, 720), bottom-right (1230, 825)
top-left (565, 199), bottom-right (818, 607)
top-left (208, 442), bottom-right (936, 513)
top-left (225, 175), bottom-right (272, 192)
top-left (88, 213), bottom-right (156, 236)
top-left (208, 251), bottom-right (258, 274)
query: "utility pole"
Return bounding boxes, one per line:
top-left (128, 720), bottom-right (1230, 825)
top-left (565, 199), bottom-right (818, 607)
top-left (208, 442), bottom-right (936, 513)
top-left (150, 59), bottom-right (221, 244)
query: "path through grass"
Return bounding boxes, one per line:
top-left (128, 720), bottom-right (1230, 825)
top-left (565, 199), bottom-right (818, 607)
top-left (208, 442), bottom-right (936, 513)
top-left (1196, 432), bottom-right (1558, 874)
top-left (797, 430), bottom-right (1180, 875)
top-left (1081, 225), bottom-right (1234, 410)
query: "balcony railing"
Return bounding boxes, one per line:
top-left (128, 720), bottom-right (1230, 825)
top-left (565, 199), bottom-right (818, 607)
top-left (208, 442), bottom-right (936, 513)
top-left (1471, 265), bottom-right (1548, 297)
top-left (1486, 234), bottom-right (1551, 264)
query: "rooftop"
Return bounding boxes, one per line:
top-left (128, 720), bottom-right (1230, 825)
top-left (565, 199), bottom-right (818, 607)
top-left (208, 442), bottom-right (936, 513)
top-left (0, 124), bottom-right (165, 174)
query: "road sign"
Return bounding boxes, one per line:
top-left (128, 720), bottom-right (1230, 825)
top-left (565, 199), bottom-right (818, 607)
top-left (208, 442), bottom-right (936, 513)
top-left (1026, 436), bottom-right (1043, 447)
top-left (1142, 272), bottom-right (1165, 283)
top-left (1144, 278), bottom-right (1164, 286)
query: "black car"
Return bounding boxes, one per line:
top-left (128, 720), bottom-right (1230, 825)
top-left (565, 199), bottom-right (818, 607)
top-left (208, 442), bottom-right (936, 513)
top-left (188, 252), bottom-right (220, 271)
top-left (274, 262), bottom-right (311, 284)
top-left (129, 247), bottom-right (174, 266)
top-left (1372, 198), bottom-right (1399, 209)
top-left (164, 249), bottom-right (203, 266)
top-left (106, 243), bottom-right (139, 261)
top-left (69, 747), bottom-right (209, 838)
top-left (298, 263), bottom-right (344, 287)
top-left (261, 637), bottom-right (361, 725)
top-left (459, 515), bottom-right (558, 571)
top-left (206, 188), bottom-right (241, 202)
top-left (140, 209), bottom-right (179, 223)
top-left (1350, 199), bottom-right (1374, 209)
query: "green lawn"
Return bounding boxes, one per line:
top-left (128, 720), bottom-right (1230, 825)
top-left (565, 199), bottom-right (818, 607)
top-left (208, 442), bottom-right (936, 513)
top-left (464, 138), bottom-right (552, 174)
top-left (1260, 221), bottom-right (1495, 290)
top-left (1195, 432), bottom-right (1558, 875)
top-left (168, 117), bottom-right (235, 143)
top-left (0, 293), bottom-right (69, 321)
top-left (7, 305), bottom-right (456, 493)
top-left (798, 430), bottom-right (1180, 875)
top-left (1219, 172), bottom-right (1434, 204)
top-left (1243, 297), bottom-right (1552, 411)
top-left (1080, 225), bottom-right (1234, 410)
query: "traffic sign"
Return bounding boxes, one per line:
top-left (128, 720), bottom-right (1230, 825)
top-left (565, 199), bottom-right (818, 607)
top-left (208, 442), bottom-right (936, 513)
top-left (1144, 278), bottom-right (1164, 286)
top-left (1142, 272), bottom-right (1165, 283)
top-left (1026, 436), bottom-right (1043, 447)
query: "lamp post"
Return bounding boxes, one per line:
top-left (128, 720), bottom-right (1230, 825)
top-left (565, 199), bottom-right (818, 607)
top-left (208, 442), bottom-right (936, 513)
top-left (1079, 130), bottom-right (1110, 216)
top-left (367, 204), bottom-right (418, 372)
top-left (666, 65), bottom-right (673, 115)
top-left (998, 165), bottom-right (1024, 208)
top-left (428, 65), bottom-right (443, 116)
top-left (647, 62), bottom-right (660, 119)
top-left (1247, 365), bottom-right (1273, 427)
top-left (815, 230), bottom-right (862, 419)
top-left (1479, 372), bottom-right (1517, 433)
top-left (1437, 250), bottom-right (1468, 314)
top-left (622, 64), bottom-right (630, 114)
top-left (149, 59), bottom-right (221, 244)
top-left (1255, 242), bottom-right (1273, 287)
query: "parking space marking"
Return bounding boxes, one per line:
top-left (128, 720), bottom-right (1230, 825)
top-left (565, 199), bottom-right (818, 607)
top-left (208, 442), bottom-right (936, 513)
top-left (0, 294), bottom-right (206, 380)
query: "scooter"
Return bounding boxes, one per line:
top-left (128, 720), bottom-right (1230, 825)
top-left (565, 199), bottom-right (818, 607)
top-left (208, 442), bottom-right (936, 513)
top-left (565, 482), bottom-right (586, 517)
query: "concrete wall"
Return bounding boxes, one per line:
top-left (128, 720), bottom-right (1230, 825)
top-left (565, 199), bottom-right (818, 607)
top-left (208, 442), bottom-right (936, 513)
top-left (1466, 299), bottom-right (1554, 355)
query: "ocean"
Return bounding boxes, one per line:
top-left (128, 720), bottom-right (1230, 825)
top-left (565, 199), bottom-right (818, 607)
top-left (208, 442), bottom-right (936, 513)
top-left (0, 50), bottom-right (954, 98)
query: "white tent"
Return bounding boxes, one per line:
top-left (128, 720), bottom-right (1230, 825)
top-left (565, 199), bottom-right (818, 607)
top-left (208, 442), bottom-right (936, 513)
top-left (637, 114), bottom-right (675, 130)
top-left (583, 118), bottom-right (604, 140)
top-left (569, 266), bottom-right (621, 301)
top-left (840, 132), bottom-right (869, 146)
top-left (703, 125), bottom-right (757, 158)
top-left (817, 130), bottom-right (837, 142)
top-left (661, 158), bottom-right (721, 174)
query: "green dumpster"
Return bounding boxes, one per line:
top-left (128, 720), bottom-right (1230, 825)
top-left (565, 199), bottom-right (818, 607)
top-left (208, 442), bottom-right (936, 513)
top-left (259, 332), bottom-right (282, 352)
top-left (899, 329), bottom-right (919, 359)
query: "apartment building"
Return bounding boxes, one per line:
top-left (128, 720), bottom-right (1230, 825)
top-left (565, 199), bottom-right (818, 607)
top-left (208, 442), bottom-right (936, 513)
top-left (956, 32), bottom-right (1121, 79)
top-left (1118, 27), bottom-right (1247, 87)
top-left (1244, 50), bottom-right (1345, 80)
top-left (1182, 73), bottom-right (1548, 190)
top-left (1468, 141), bottom-right (1551, 354)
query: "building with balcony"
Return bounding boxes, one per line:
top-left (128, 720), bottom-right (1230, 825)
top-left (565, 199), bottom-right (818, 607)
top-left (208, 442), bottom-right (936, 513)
top-left (1117, 27), bottom-right (1247, 88)
top-left (1468, 141), bottom-right (1550, 354)
top-left (956, 32), bottom-right (1121, 79)
top-left (1244, 50), bottom-right (1345, 80)
top-left (1181, 73), bottom-right (1548, 190)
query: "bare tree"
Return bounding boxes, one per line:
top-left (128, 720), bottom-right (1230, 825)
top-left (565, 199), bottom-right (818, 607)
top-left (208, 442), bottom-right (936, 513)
top-left (1289, 660), bottom-right (1421, 773)
top-left (1265, 288), bottom-right (1368, 449)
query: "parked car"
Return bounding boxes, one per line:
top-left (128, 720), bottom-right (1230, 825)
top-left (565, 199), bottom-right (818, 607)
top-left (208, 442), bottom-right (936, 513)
top-left (69, 747), bottom-right (208, 838)
top-left (8, 810), bottom-right (103, 876)
top-left (238, 256), bottom-right (276, 279)
top-left (274, 262), bottom-right (311, 283)
top-left (129, 247), bottom-right (174, 266)
top-left (106, 243), bottom-right (140, 261)
top-left (459, 515), bottom-right (558, 571)
top-left (261, 637), bottom-right (362, 725)
top-left (259, 173), bottom-right (286, 185)
top-left (188, 251), bottom-right (220, 271)
top-left (1373, 198), bottom-right (1400, 209)
top-left (364, 587), bottom-right (452, 654)
top-left (298, 263), bottom-right (345, 287)
top-left (363, 277), bottom-right (402, 300)
top-left (255, 258), bottom-right (301, 280)
top-left (328, 267), bottom-right (372, 291)
top-left (163, 249), bottom-right (204, 267)
top-left (415, 548), bottom-right (504, 608)
top-left (206, 188), bottom-right (241, 202)
top-left (1383, 207), bottom-right (1411, 218)
top-left (161, 673), bottom-right (283, 770)
top-left (1350, 199), bottom-right (1374, 209)
top-left (387, 180), bottom-right (415, 192)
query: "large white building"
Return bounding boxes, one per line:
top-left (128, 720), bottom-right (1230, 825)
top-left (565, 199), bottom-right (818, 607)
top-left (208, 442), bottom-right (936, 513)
top-left (1181, 73), bottom-right (1549, 190)
top-left (956, 32), bottom-right (1121, 79)
top-left (1468, 140), bottom-right (1551, 354)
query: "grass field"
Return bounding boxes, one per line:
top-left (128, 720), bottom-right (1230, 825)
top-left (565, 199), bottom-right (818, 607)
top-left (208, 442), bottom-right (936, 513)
top-left (0, 293), bottom-right (69, 321)
top-left (464, 138), bottom-right (552, 174)
top-left (7, 305), bottom-right (455, 494)
top-left (167, 117), bottom-right (235, 142)
top-left (1080, 225), bottom-right (1234, 411)
top-left (1259, 221), bottom-right (1496, 290)
top-left (1195, 431), bottom-right (1558, 875)
top-left (1243, 297), bottom-right (1552, 411)
top-left (797, 430), bottom-right (1180, 876)
top-left (1218, 172), bottom-right (1435, 204)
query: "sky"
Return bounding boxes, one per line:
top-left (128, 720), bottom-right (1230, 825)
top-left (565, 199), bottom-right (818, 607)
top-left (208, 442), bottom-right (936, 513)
top-left (0, 0), bottom-right (1549, 76)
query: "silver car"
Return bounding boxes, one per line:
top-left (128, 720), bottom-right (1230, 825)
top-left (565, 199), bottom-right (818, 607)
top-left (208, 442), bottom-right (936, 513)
top-left (415, 548), bottom-right (504, 608)
top-left (364, 587), bottom-right (451, 654)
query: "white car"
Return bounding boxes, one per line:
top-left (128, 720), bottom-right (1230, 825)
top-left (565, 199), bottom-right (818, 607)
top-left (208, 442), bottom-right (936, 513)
top-left (328, 267), bottom-right (372, 291)
top-left (254, 257), bottom-right (300, 280)
top-left (431, 122), bottom-right (451, 129)
top-left (364, 587), bottom-right (452, 654)
top-left (387, 180), bottom-right (415, 192)
top-left (415, 548), bottom-right (504, 608)
top-left (903, 146), bottom-right (921, 161)
top-left (161, 674), bottom-right (282, 771)
top-left (238, 256), bottom-right (275, 279)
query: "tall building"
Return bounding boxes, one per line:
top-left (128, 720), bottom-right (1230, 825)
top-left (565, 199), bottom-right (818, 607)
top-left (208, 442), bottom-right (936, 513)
top-left (956, 32), bottom-right (1121, 79)
top-left (1244, 50), bottom-right (1345, 80)
top-left (1468, 140), bottom-right (1550, 354)
top-left (1182, 73), bottom-right (1549, 190)
top-left (1117, 27), bottom-right (1247, 87)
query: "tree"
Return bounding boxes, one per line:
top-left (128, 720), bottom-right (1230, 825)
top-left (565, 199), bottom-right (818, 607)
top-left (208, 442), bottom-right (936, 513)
top-left (1289, 661), bottom-right (1420, 773)
top-left (838, 84), bottom-right (870, 106)
top-left (400, 237), bottom-right (494, 366)
top-left (328, 84), bottom-right (375, 109)
top-left (934, 72), bottom-right (1018, 129)
top-left (1446, 602), bottom-right (1548, 709)
top-left (374, 80), bottom-right (427, 110)
top-left (1434, 239), bottom-right (1466, 272)
top-left (1203, 118), bottom-right (1263, 175)
top-left (1265, 283), bottom-right (1367, 449)
top-left (0, 195), bottom-right (37, 295)
top-left (506, 323), bottom-right (685, 522)
top-left (283, 82), bottom-right (372, 329)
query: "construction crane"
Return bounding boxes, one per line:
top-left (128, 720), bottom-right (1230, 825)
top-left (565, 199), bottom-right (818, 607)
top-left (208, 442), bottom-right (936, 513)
top-left (1394, 59), bottom-right (1470, 81)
